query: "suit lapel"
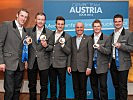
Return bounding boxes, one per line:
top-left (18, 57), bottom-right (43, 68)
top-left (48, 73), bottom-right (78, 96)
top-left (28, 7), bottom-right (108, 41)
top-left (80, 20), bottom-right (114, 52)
top-left (53, 31), bottom-right (57, 44)
top-left (32, 26), bottom-right (38, 44)
top-left (111, 28), bottom-right (125, 44)
top-left (110, 32), bottom-right (115, 44)
top-left (41, 26), bottom-right (46, 35)
top-left (30, 26), bottom-right (38, 50)
top-left (22, 28), bottom-right (27, 40)
top-left (78, 34), bottom-right (86, 50)
top-left (91, 33), bottom-right (95, 44)
top-left (32, 25), bottom-right (46, 45)
top-left (117, 28), bottom-right (125, 43)
top-left (73, 36), bottom-right (78, 51)
top-left (97, 33), bottom-right (103, 44)
top-left (33, 31), bottom-right (37, 44)
top-left (54, 31), bottom-right (65, 44)
top-left (12, 21), bottom-right (22, 40)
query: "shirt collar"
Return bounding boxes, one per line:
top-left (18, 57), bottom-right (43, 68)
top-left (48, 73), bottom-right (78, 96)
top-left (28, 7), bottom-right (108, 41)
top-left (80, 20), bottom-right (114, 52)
top-left (114, 27), bottom-right (123, 34)
top-left (94, 32), bottom-right (102, 38)
top-left (55, 30), bottom-right (63, 35)
top-left (76, 34), bottom-right (84, 38)
top-left (15, 20), bottom-right (23, 29)
top-left (36, 26), bottom-right (44, 32)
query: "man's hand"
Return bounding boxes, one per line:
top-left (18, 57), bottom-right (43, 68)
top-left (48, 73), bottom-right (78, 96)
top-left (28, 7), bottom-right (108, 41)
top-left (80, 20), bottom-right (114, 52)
top-left (86, 68), bottom-right (91, 76)
top-left (114, 42), bottom-right (121, 49)
top-left (67, 67), bottom-right (71, 74)
top-left (41, 40), bottom-right (48, 47)
top-left (24, 62), bottom-right (28, 70)
top-left (26, 36), bottom-right (32, 45)
top-left (108, 63), bottom-right (111, 69)
top-left (93, 44), bottom-right (100, 49)
top-left (0, 64), bottom-right (6, 72)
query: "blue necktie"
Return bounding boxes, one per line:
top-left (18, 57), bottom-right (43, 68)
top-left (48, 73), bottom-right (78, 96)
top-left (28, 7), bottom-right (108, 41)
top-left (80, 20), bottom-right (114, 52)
top-left (115, 48), bottom-right (120, 69)
top-left (37, 37), bottom-right (41, 43)
top-left (22, 38), bottom-right (28, 62)
top-left (93, 49), bottom-right (98, 69)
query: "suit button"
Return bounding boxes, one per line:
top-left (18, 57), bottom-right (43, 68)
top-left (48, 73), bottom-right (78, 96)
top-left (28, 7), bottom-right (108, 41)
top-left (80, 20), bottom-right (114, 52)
top-left (53, 51), bottom-right (55, 53)
top-left (54, 45), bottom-right (55, 46)
top-left (52, 57), bottom-right (54, 59)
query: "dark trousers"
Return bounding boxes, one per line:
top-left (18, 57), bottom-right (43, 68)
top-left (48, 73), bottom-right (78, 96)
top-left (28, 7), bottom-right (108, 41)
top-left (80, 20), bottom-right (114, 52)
top-left (28, 59), bottom-right (49, 100)
top-left (49, 66), bottom-right (66, 100)
top-left (90, 67), bottom-right (108, 100)
top-left (72, 71), bottom-right (87, 100)
top-left (4, 66), bottom-right (24, 100)
top-left (110, 59), bottom-right (129, 100)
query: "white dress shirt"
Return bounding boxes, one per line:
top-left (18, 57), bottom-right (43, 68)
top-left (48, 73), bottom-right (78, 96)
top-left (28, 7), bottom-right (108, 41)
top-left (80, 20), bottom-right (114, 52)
top-left (55, 30), bottom-right (63, 43)
top-left (15, 20), bottom-right (23, 38)
top-left (94, 32), bottom-right (102, 44)
top-left (76, 34), bottom-right (83, 49)
top-left (36, 27), bottom-right (44, 41)
top-left (112, 27), bottom-right (123, 58)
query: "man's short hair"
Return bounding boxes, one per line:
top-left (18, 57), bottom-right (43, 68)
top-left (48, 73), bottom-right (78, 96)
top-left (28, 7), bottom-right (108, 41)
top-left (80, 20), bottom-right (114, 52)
top-left (55, 16), bottom-right (65, 24)
top-left (92, 19), bottom-right (102, 27)
top-left (17, 8), bottom-right (29, 15)
top-left (35, 12), bottom-right (46, 19)
top-left (113, 14), bottom-right (123, 22)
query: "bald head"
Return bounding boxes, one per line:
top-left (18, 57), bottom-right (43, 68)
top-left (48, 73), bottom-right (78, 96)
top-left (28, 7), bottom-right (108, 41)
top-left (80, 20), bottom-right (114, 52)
top-left (75, 22), bottom-right (84, 37)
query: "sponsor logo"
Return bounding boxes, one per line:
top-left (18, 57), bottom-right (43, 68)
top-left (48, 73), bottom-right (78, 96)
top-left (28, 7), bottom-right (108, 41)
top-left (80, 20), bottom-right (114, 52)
top-left (69, 2), bottom-right (103, 17)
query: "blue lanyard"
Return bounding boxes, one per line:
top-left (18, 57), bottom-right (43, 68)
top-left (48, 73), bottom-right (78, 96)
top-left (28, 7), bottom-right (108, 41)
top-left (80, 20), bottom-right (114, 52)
top-left (93, 49), bottom-right (98, 69)
top-left (115, 48), bottom-right (120, 69)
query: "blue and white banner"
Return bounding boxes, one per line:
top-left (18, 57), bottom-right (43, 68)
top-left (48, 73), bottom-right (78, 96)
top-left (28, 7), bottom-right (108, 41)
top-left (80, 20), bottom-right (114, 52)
top-left (44, 1), bottom-right (128, 35)
top-left (44, 0), bottom-right (128, 99)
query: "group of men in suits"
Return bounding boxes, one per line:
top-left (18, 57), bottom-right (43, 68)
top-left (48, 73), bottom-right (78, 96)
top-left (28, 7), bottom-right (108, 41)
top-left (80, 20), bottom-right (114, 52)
top-left (67, 20), bottom-right (111, 100)
top-left (0, 9), bottom-right (71, 100)
top-left (0, 8), bottom-right (133, 100)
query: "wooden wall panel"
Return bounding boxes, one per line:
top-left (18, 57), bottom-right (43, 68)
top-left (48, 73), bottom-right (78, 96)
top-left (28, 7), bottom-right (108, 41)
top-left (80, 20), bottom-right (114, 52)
top-left (0, 0), bottom-right (43, 27)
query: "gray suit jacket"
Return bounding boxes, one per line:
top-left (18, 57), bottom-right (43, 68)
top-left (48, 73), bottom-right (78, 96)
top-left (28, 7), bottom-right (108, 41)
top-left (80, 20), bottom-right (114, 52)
top-left (27, 26), bottom-right (53, 70)
top-left (91, 33), bottom-right (111, 74)
top-left (70, 34), bottom-right (93, 72)
top-left (0, 21), bottom-right (27, 71)
top-left (109, 28), bottom-right (133, 71)
top-left (50, 31), bottom-right (71, 68)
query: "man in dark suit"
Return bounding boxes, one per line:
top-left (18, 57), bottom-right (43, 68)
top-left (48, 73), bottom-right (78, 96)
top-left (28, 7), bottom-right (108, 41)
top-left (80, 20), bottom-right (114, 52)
top-left (109, 14), bottom-right (133, 100)
top-left (27, 12), bottom-right (53, 100)
top-left (90, 20), bottom-right (111, 100)
top-left (0, 8), bottom-right (29, 100)
top-left (67, 22), bottom-right (93, 100)
top-left (49, 16), bottom-right (71, 100)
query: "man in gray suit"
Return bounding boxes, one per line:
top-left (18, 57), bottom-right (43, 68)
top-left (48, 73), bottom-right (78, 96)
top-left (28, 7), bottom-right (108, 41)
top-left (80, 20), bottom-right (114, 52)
top-left (67, 22), bottom-right (93, 100)
top-left (49, 16), bottom-right (71, 100)
top-left (90, 19), bottom-right (111, 100)
top-left (0, 8), bottom-right (29, 100)
top-left (110, 14), bottom-right (133, 100)
top-left (27, 12), bottom-right (53, 100)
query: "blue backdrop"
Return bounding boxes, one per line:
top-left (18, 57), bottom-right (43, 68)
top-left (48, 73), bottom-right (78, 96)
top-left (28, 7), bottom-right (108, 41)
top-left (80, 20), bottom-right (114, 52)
top-left (44, 0), bottom-right (128, 99)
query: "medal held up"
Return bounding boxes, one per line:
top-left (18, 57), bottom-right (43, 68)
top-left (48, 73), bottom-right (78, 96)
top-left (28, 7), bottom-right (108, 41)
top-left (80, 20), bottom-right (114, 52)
top-left (22, 36), bottom-right (32, 63)
top-left (40, 34), bottom-right (47, 41)
top-left (93, 43), bottom-right (100, 49)
top-left (25, 36), bottom-right (32, 45)
top-left (59, 37), bottom-right (65, 44)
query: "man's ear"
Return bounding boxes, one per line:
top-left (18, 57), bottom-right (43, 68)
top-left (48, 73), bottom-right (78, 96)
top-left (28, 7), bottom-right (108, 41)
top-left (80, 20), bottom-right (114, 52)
top-left (35, 19), bottom-right (37, 23)
top-left (16, 13), bottom-right (18, 18)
